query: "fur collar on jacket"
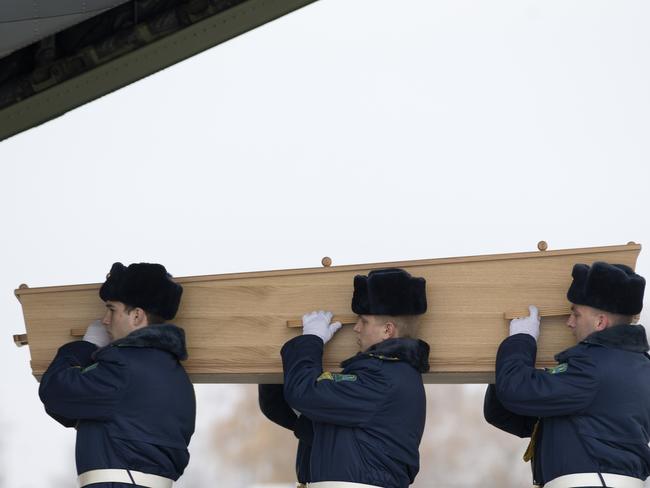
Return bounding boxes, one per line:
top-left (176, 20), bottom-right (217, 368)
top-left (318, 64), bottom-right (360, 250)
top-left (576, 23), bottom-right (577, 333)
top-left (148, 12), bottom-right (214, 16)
top-left (110, 323), bottom-right (188, 360)
top-left (341, 337), bottom-right (430, 373)
top-left (582, 323), bottom-right (649, 353)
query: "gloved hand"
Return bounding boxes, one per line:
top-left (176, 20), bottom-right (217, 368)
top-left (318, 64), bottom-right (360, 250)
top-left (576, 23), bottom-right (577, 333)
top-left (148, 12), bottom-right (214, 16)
top-left (82, 320), bottom-right (111, 348)
top-left (302, 310), bottom-right (342, 344)
top-left (509, 305), bottom-right (540, 341)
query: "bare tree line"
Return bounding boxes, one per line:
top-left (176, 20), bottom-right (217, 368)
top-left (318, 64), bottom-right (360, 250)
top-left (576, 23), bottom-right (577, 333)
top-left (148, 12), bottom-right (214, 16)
top-left (208, 384), bottom-right (532, 487)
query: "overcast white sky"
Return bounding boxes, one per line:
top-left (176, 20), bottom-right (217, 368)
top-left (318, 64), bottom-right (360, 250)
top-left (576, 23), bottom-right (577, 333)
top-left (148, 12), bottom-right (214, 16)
top-left (1, 0), bottom-right (649, 486)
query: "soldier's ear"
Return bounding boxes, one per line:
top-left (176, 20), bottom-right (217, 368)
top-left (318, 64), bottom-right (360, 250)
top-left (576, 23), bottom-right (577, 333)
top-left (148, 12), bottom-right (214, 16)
top-left (132, 307), bottom-right (148, 327)
top-left (594, 313), bottom-right (609, 331)
top-left (384, 321), bottom-right (397, 338)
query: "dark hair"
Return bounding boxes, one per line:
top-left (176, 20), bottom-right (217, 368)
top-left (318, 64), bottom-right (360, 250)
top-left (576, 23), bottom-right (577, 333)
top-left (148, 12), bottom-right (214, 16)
top-left (124, 305), bottom-right (166, 326)
top-left (608, 312), bottom-right (636, 327)
top-left (374, 314), bottom-right (422, 339)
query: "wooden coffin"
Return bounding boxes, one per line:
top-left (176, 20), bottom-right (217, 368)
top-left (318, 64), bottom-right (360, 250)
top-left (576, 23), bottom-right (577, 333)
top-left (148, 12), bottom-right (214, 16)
top-left (13, 243), bottom-right (641, 383)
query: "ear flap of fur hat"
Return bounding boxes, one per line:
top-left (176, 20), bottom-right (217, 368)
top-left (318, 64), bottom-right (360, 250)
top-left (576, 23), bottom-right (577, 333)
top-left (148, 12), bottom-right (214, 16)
top-left (352, 274), bottom-right (370, 315)
top-left (99, 262), bottom-right (183, 320)
top-left (352, 268), bottom-right (427, 315)
top-left (567, 261), bottom-right (645, 315)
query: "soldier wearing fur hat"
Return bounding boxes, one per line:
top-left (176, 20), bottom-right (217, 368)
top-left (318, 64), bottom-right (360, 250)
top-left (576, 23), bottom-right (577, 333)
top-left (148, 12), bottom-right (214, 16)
top-left (39, 262), bottom-right (196, 488)
top-left (484, 262), bottom-right (650, 488)
top-left (281, 268), bottom-right (430, 488)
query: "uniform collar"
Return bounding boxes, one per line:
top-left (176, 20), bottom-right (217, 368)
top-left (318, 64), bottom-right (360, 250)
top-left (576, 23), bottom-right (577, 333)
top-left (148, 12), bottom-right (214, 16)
top-left (581, 324), bottom-right (649, 352)
top-left (341, 337), bottom-right (430, 373)
top-left (109, 323), bottom-right (188, 360)
top-left (556, 324), bottom-right (649, 362)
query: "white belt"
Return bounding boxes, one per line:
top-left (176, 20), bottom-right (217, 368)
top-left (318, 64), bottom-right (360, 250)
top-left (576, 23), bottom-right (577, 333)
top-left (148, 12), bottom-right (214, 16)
top-left (544, 473), bottom-right (644, 488)
top-left (78, 469), bottom-right (173, 488)
top-left (307, 483), bottom-right (382, 488)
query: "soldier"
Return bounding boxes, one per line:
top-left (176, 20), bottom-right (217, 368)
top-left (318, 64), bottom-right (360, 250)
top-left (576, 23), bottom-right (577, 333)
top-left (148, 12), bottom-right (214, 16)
top-left (281, 268), bottom-right (430, 488)
top-left (39, 262), bottom-right (196, 488)
top-left (258, 384), bottom-right (313, 487)
top-left (484, 262), bottom-right (650, 488)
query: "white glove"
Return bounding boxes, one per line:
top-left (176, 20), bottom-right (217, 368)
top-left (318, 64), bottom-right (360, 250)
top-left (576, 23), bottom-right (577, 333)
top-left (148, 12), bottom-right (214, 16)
top-left (302, 310), bottom-right (342, 344)
top-left (82, 320), bottom-right (111, 348)
top-left (509, 305), bottom-right (540, 341)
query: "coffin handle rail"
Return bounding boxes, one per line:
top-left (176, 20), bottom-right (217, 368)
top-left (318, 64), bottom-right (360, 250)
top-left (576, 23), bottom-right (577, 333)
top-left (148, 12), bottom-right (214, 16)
top-left (9, 309), bottom-right (579, 344)
top-left (14, 333), bottom-right (28, 346)
top-left (287, 315), bottom-right (358, 328)
top-left (504, 307), bottom-right (571, 320)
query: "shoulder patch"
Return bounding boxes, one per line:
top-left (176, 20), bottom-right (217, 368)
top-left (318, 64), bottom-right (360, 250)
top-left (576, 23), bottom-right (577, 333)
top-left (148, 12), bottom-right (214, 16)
top-left (367, 353), bottom-right (400, 362)
top-left (81, 363), bottom-right (99, 374)
top-left (545, 363), bottom-right (568, 375)
top-left (317, 372), bottom-right (358, 382)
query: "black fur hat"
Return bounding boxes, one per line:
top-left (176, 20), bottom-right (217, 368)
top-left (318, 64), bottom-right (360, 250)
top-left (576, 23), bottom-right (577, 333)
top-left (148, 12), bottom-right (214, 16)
top-left (99, 262), bottom-right (183, 320)
top-left (352, 268), bottom-right (427, 315)
top-left (567, 261), bottom-right (645, 315)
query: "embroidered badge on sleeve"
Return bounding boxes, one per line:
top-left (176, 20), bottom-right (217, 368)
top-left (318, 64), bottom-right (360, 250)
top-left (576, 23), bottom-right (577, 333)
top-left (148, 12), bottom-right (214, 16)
top-left (545, 363), bottom-right (568, 375)
top-left (317, 372), bottom-right (358, 382)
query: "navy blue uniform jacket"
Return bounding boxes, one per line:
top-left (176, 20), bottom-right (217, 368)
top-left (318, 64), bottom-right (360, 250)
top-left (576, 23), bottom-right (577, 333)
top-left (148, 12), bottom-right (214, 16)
top-left (485, 325), bottom-right (650, 485)
top-left (258, 384), bottom-right (313, 483)
top-left (39, 324), bottom-right (196, 488)
top-left (282, 335), bottom-right (429, 488)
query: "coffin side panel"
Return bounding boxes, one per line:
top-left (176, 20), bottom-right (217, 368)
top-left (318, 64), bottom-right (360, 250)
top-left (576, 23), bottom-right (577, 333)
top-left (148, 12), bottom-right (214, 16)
top-left (18, 245), bottom-right (641, 383)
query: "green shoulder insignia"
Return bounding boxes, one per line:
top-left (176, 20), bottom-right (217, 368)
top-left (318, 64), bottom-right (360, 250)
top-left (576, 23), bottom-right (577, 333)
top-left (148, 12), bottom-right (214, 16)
top-left (367, 353), bottom-right (400, 361)
top-left (333, 374), bottom-right (357, 382)
top-left (317, 372), bottom-right (358, 382)
top-left (81, 363), bottom-right (99, 374)
top-left (546, 363), bottom-right (568, 375)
